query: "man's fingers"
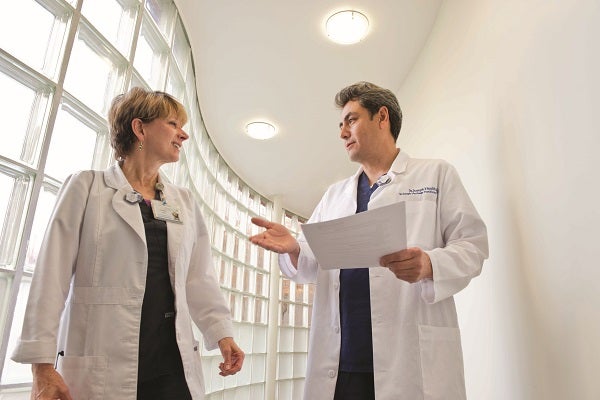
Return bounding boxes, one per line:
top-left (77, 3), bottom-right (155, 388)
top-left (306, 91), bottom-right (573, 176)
top-left (380, 247), bottom-right (421, 266)
top-left (250, 217), bottom-right (271, 229)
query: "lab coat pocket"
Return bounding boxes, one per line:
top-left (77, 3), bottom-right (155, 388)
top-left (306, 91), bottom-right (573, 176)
top-left (404, 199), bottom-right (437, 250)
top-left (59, 355), bottom-right (108, 399)
top-left (418, 325), bottom-right (466, 400)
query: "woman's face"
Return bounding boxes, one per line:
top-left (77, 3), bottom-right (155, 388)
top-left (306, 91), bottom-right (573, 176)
top-left (140, 114), bottom-right (189, 164)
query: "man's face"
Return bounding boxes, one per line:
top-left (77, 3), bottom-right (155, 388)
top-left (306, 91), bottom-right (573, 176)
top-left (339, 100), bottom-right (381, 163)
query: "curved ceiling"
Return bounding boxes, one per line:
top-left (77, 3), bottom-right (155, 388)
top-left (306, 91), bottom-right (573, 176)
top-left (175, 0), bottom-right (442, 217)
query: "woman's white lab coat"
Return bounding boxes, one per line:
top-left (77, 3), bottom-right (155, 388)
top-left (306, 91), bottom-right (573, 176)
top-left (279, 150), bottom-right (488, 400)
top-left (12, 164), bottom-right (233, 399)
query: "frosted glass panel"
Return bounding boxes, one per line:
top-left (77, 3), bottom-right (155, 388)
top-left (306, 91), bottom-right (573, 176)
top-left (134, 18), bottom-right (168, 89)
top-left (251, 353), bottom-right (266, 383)
top-left (0, 171), bottom-right (30, 270)
top-left (45, 106), bottom-right (97, 181)
top-left (1, 277), bottom-right (32, 385)
top-left (278, 327), bottom-right (293, 352)
top-left (81, 0), bottom-right (138, 57)
top-left (145, 0), bottom-right (176, 39)
top-left (0, 72), bottom-right (51, 166)
top-left (0, 0), bottom-right (68, 77)
top-left (277, 378), bottom-right (292, 398)
top-left (64, 26), bottom-right (126, 115)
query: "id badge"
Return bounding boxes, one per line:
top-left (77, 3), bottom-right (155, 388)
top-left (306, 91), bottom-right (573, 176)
top-left (151, 199), bottom-right (183, 223)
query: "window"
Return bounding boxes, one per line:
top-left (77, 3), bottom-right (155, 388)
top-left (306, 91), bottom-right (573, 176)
top-left (277, 211), bottom-right (312, 398)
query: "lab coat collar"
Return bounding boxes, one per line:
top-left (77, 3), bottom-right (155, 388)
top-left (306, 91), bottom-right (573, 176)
top-left (389, 148), bottom-right (409, 175)
top-left (353, 148), bottom-right (409, 182)
top-left (104, 163), bottom-right (148, 243)
top-left (104, 162), bottom-right (167, 190)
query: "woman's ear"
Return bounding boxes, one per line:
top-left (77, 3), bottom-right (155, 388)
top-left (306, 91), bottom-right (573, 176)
top-left (131, 118), bottom-right (144, 141)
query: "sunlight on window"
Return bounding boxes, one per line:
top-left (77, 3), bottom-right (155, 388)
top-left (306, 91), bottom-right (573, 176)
top-left (44, 106), bottom-right (98, 181)
top-left (64, 27), bottom-right (125, 116)
top-left (0, 0), bottom-right (67, 77)
top-left (145, 0), bottom-right (176, 40)
top-left (134, 19), bottom-right (168, 89)
top-left (0, 172), bottom-right (30, 270)
top-left (81, 0), bottom-right (138, 57)
top-left (0, 74), bottom-right (35, 162)
top-left (1, 278), bottom-right (32, 385)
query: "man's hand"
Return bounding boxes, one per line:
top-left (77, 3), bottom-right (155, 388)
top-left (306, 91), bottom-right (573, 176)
top-left (249, 217), bottom-right (300, 261)
top-left (380, 247), bottom-right (433, 283)
top-left (217, 337), bottom-right (245, 377)
top-left (31, 363), bottom-right (73, 400)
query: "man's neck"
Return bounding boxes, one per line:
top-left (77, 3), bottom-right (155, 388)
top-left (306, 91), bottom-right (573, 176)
top-left (361, 147), bottom-right (400, 186)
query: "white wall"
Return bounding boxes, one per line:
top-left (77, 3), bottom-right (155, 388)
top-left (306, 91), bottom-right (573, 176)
top-left (398, 1), bottom-right (600, 399)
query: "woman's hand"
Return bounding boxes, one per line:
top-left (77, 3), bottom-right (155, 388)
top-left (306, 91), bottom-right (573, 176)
top-left (217, 337), bottom-right (245, 377)
top-left (31, 363), bottom-right (73, 400)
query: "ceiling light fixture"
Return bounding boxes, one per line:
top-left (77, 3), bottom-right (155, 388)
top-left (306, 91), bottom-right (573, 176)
top-left (245, 121), bottom-right (277, 140)
top-left (326, 10), bottom-right (369, 45)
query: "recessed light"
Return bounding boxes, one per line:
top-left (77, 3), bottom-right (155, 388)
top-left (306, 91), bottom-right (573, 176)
top-left (246, 121), bottom-right (277, 140)
top-left (326, 10), bottom-right (369, 45)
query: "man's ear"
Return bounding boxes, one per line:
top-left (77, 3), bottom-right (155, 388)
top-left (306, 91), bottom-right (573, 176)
top-left (378, 106), bottom-right (389, 124)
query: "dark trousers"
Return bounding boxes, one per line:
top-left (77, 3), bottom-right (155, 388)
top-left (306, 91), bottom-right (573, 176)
top-left (334, 371), bottom-right (375, 400)
top-left (137, 372), bottom-right (192, 400)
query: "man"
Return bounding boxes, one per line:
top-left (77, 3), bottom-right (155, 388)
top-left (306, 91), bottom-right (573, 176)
top-left (250, 81), bottom-right (488, 400)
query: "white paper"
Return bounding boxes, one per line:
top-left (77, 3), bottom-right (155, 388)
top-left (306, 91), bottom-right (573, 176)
top-left (300, 202), bottom-right (407, 269)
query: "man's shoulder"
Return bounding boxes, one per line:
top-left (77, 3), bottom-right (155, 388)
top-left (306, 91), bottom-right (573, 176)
top-left (406, 156), bottom-right (456, 175)
top-left (407, 155), bottom-right (452, 168)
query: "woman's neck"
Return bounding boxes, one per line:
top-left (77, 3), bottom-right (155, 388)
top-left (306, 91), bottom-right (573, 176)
top-left (120, 160), bottom-right (159, 199)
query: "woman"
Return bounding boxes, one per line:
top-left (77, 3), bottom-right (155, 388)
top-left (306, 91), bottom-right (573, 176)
top-left (11, 87), bottom-right (244, 399)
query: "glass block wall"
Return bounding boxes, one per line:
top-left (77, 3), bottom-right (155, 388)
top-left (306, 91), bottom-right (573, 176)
top-left (277, 211), bottom-right (311, 399)
top-left (0, 1), bottom-right (312, 398)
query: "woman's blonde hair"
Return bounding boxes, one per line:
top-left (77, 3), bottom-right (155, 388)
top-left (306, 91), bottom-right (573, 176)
top-left (108, 87), bottom-right (188, 160)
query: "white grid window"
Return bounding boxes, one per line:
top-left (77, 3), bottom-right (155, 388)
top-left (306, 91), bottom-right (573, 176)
top-left (134, 16), bottom-right (169, 90)
top-left (0, 63), bottom-right (53, 168)
top-left (0, 0), bottom-right (70, 79)
top-left (81, 0), bottom-right (139, 58)
top-left (276, 211), bottom-right (313, 399)
top-left (64, 23), bottom-right (127, 116)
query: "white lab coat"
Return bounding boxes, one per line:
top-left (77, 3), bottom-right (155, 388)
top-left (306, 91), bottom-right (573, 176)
top-left (12, 164), bottom-right (233, 399)
top-left (280, 150), bottom-right (488, 400)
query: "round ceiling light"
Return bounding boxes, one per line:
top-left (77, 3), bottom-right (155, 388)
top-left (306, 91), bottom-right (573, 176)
top-left (326, 10), bottom-right (369, 45)
top-left (245, 121), bottom-right (277, 140)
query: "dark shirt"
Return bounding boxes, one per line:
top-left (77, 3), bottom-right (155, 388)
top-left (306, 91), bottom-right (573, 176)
top-left (338, 172), bottom-right (378, 372)
top-left (137, 197), bottom-right (185, 382)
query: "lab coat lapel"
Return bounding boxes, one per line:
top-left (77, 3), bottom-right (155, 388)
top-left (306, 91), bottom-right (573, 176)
top-left (104, 164), bottom-right (146, 243)
top-left (163, 183), bottom-right (183, 272)
top-left (337, 167), bottom-right (362, 217)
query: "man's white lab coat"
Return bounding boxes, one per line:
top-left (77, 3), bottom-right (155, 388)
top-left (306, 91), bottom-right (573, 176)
top-left (279, 150), bottom-right (488, 400)
top-left (12, 164), bottom-right (233, 399)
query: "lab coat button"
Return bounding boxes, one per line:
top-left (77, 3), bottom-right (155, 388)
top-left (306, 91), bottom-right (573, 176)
top-left (334, 326), bottom-right (339, 333)
top-left (328, 370), bottom-right (336, 378)
top-left (333, 282), bottom-right (339, 290)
